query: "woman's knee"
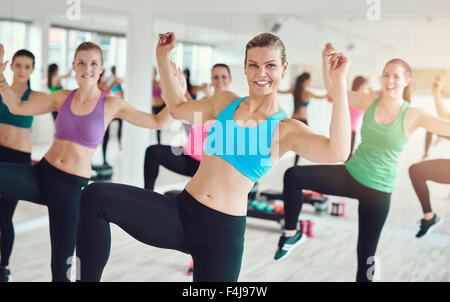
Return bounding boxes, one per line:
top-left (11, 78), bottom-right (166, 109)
top-left (283, 166), bottom-right (305, 187)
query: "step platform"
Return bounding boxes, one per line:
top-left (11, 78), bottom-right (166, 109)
top-left (91, 164), bottom-right (113, 182)
top-left (257, 189), bottom-right (329, 213)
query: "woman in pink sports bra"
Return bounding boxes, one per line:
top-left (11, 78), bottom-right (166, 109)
top-left (0, 42), bottom-right (170, 282)
top-left (144, 63), bottom-right (232, 191)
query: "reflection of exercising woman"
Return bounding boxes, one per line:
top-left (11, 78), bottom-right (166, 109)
top-left (0, 42), bottom-right (169, 281)
top-left (74, 33), bottom-right (351, 282)
top-left (409, 77), bottom-right (450, 238)
top-left (277, 57), bottom-right (450, 282)
top-left (279, 72), bottom-right (329, 165)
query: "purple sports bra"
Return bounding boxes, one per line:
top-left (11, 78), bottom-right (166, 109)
top-left (54, 89), bottom-right (106, 149)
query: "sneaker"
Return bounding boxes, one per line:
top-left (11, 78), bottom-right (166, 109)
top-left (0, 267), bottom-right (11, 282)
top-left (416, 214), bottom-right (443, 238)
top-left (274, 230), bottom-right (306, 261)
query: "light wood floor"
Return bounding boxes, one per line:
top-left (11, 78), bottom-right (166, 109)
top-left (6, 120), bottom-right (450, 282)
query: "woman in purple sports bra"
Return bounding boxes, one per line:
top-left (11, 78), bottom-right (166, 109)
top-left (0, 42), bottom-right (170, 282)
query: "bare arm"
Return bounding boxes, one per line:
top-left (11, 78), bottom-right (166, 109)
top-left (307, 91), bottom-right (328, 100)
top-left (113, 97), bottom-right (171, 130)
top-left (0, 77), bottom-right (61, 116)
top-left (441, 89), bottom-right (450, 99)
top-left (286, 120), bottom-right (347, 163)
top-left (60, 69), bottom-right (72, 79)
top-left (407, 107), bottom-right (450, 137)
top-left (288, 44), bottom-right (351, 162)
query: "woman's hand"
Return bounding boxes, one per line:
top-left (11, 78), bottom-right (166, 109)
top-left (156, 32), bottom-right (176, 60)
top-left (0, 44), bottom-right (10, 74)
top-left (323, 43), bottom-right (350, 96)
top-left (328, 51), bottom-right (350, 82)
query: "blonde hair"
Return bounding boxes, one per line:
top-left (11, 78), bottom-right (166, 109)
top-left (245, 33), bottom-right (286, 64)
top-left (383, 58), bottom-right (412, 103)
top-left (74, 42), bottom-right (104, 64)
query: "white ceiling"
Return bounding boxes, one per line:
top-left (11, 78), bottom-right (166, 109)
top-left (2, 0), bottom-right (450, 69)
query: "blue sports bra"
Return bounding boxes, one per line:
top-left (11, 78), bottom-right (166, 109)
top-left (0, 87), bottom-right (34, 129)
top-left (204, 97), bottom-right (287, 182)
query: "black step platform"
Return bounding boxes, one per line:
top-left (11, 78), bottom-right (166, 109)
top-left (91, 164), bottom-right (113, 182)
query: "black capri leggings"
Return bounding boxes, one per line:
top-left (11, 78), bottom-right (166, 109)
top-left (283, 165), bottom-right (391, 282)
top-left (144, 145), bottom-right (200, 190)
top-left (0, 145), bottom-right (31, 267)
top-left (76, 185), bottom-right (246, 282)
top-left (409, 159), bottom-right (450, 214)
top-left (0, 158), bottom-right (88, 281)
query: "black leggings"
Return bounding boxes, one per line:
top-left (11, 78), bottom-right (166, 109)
top-left (76, 185), bottom-right (246, 282)
top-left (283, 165), bottom-right (391, 282)
top-left (144, 145), bottom-right (200, 190)
top-left (0, 145), bottom-right (31, 267)
top-left (0, 158), bottom-right (88, 281)
top-left (152, 105), bottom-right (166, 145)
top-left (102, 118), bottom-right (123, 164)
top-left (409, 159), bottom-right (450, 214)
top-left (293, 118), bottom-right (308, 166)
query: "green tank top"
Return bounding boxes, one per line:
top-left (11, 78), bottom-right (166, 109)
top-left (345, 98), bottom-right (410, 193)
top-left (49, 85), bottom-right (63, 93)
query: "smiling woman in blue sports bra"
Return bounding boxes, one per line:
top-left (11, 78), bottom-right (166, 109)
top-left (0, 42), bottom-right (169, 282)
top-left (74, 33), bottom-right (351, 282)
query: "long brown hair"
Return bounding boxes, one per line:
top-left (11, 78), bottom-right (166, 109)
top-left (383, 59), bottom-right (412, 103)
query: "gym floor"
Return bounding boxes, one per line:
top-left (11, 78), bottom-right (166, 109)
top-left (9, 116), bottom-right (450, 282)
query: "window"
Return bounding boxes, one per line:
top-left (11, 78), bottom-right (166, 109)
top-left (0, 20), bottom-right (29, 83)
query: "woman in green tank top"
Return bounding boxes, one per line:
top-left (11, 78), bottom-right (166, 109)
top-left (276, 54), bottom-right (450, 282)
top-left (47, 63), bottom-right (71, 120)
